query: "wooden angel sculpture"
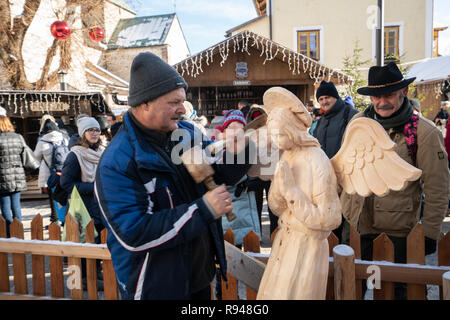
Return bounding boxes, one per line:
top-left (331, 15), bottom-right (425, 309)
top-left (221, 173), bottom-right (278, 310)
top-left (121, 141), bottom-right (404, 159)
top-left (253, 87), bottom-right (422, 300)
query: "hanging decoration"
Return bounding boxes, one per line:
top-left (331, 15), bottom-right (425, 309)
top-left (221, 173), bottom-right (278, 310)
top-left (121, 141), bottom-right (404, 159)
top-left (50, 21), bottom-right (71, 40)
top-left (174, 30), bottom-right (351, 85)
top-left (89, 27), bottom-right (105, 42)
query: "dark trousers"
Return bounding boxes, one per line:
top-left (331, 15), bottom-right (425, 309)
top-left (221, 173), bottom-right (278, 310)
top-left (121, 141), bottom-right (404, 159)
top-left (254, 180), bottom-right (278, 236)
top-left (361, 234), bottom-right (407, 300)
top-left (43, 187), bottom-right (58, 223)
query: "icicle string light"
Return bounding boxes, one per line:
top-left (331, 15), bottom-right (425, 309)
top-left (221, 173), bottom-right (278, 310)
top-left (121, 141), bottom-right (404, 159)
top-left (173, 30), bottom-right (350, 85)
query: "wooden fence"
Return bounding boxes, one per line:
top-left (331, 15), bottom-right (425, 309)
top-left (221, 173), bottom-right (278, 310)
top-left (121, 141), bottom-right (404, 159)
top-left (218, 223), bottom-right (450, 300)
top-left (0, 214), bottom-right (118, 300)
top-left (0, 214), bottom-right (449, 300)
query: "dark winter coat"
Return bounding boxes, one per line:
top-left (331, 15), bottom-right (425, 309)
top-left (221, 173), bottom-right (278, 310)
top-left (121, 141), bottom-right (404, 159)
top-left (0, 132), bottom-right (29, 193)
top-left (313, 98), bottom-right (358, 158)
top-left (60, 151), bottom-right (103, 230)
top-left (94, 111), bottom-right (251, 300)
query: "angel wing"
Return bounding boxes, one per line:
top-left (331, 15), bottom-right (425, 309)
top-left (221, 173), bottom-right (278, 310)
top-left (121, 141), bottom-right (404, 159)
top-left (330, 117), bottom-right (422, 197)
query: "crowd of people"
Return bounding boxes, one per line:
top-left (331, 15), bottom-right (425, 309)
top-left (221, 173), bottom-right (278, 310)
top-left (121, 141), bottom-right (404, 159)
top-left (0, 50), bottom-right (448, 300)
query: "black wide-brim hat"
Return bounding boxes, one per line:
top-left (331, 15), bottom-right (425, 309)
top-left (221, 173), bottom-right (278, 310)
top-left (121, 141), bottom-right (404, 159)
top-left (357, 62), bottom-right (416, 96)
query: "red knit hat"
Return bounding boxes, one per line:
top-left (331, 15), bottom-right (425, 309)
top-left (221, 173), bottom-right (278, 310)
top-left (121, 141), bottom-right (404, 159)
top-left (222, 110), bottom-right (247, 129)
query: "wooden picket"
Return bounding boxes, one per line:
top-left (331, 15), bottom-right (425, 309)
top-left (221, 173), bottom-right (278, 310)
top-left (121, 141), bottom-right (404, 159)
top-left (438, 231), bottom-right (450, 299)
top-left (406, 223), bottom-right (426, 299)
top-left (243, 230), bottom-right (260, 300)
top-left (31, 214), bottom-right (45, 296)
top-left (48, 222), bottom-right (64, 298)
top-left (349, 225), bottom-right (362, 299)
top-left (10, 219), bottom-right (27, 295)
top-left (0, 217), bottom-right (9, 293)
top-left (372, 233), bottom-right (395, 300)
top-left (221, 228), bottom-right (238, 300)
top-left (85, 221), bottom-right (98, 300)
top-left (101, 228), bottom-right (119, 300)
top-left (325, 232), bottom-right (339, 300)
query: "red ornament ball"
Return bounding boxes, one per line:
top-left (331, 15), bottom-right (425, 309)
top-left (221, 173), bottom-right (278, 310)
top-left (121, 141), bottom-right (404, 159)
top-left (89, 27), bottom-right (105, 42)
top-left (50, 21), bottom-right (71, 40)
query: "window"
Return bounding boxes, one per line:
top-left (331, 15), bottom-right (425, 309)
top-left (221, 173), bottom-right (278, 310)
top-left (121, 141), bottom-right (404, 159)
top-left (384, 26), bottom-right (399, 57)
top-left (297, 30), bottom-right (320, 60)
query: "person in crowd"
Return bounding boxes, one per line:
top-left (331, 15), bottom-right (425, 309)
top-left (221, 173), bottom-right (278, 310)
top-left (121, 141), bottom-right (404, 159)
top-left (94, 52), bottom-right (253, 300)
top-left (245, 105), bottom-right (278, 236)
top-left (306, 100), bottom-right (314, 114)
top-left (0, 113), bottom-right (36, 237)
top-left (68, 114), bottom-right (89, 150)
top-left (342, 62), bottom-right (449, 299)
top-left (211, 125), bottom-right (223, 141)
top-left (182, 101), bottom-right (208, 135)
top-left (219, 110), bottom-right (261, 247)
top-left (309, 108), bottom-right (322, 136)
top-left (434, 101), bottom-right (448, 126)
top-left (34, 118), bottom-right (69, 224)
top-left (237, 100), bottom-right (250, 117)
top-left (312, 80), bottom-right (358, 243)
top-left (106, 114), bottom-right (117, 127)
top-left (60, 117), bottom-right (105, 235)
top-left (95, 115), bottom-right (112, 147)
top-left (110, 120), bottom-right (122, 138)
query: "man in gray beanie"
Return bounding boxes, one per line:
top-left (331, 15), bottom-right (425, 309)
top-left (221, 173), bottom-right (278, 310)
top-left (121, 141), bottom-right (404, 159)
top-left (95, 52), bottom-right (253, 300)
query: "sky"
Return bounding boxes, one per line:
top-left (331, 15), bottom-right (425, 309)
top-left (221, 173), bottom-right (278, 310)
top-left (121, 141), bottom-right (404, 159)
top-left (129, 0), bottom-right (450, 57)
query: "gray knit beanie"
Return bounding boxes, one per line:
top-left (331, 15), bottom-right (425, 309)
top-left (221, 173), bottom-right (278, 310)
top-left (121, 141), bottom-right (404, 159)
top-left (77, 117), bottom-right (100, 137)
top-left (127, 52), bottom-right (188, 107)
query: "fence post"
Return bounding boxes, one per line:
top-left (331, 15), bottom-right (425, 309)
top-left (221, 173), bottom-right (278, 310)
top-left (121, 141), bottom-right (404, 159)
top-left (48, 222), bottom-right (64, 298)
top-left (0, 216), bottom-right (9, 293)
top-left (333, 244), bottom-right (356, 300)
top-left (406, 223), bottom-right (426, 300)
top-left (101, 228), bottom-right (118, 300)
top-left (373, 233), bottom-right (394, 300)
top-left (243, 230), bottom-right (260, 300)
top-left (10, 218), bottom-right (27, 295)
top-left (349, 225), bottom-right (362, 299)
top-left (65, 214), bottom-right (83, 300)
top-left (326, 232), bottom-right (339, 300)
top-left (85, 221), bottom-right (98, 300)
top-left (31, 214), bottom-right (46, 296)
top-left (438, 232), bottom-right (450, 300)
top-left (443, 271), bottom-right (450, 300)
top-left (222, 228), bottom-right (238, 300)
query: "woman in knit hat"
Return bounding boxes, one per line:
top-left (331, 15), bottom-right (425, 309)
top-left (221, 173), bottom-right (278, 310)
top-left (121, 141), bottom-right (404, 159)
top-left (60, 117), bottom-right (105, 235)
top-left (34, 118), bottom-right (69, 224)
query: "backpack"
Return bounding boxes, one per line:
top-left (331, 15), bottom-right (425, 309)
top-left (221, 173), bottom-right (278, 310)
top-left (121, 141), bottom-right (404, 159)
top-left (42, 141), bottom-right (69, 205)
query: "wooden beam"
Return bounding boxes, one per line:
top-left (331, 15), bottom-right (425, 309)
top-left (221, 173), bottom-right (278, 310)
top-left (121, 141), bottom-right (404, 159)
top-left (224, 241), bottom-right (265, 292)
top-left (0, 238), bottom-right (111, 260)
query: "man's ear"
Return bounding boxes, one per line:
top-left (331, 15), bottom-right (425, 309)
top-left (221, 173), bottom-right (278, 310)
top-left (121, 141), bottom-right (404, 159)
top-left (402, 86), bottom-right (409, 96)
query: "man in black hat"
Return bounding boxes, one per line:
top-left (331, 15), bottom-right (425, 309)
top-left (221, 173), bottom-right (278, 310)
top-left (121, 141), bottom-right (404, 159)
top-left (95, 52), bottom-right (253, 300)
top-left (312, 80), bottom-right (358, 243)
top-left (341, 62), bottom-right (449, 299)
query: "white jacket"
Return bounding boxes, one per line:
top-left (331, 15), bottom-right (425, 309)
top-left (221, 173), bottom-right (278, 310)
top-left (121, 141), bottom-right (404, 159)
top-left (33, 131), bottom-right (68, 187)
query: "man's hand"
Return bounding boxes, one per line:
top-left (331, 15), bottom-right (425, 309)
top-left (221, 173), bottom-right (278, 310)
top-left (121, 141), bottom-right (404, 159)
top-left (204, 184), bottom-right (233, 217)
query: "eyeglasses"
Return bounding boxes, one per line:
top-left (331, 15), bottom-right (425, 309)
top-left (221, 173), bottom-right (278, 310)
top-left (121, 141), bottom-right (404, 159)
top-left (86, 128), bottom-right (101, 133)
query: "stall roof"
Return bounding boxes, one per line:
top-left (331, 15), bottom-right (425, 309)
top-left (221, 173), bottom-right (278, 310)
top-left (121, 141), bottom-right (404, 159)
top-left (107, 14), bottom-right (175, 50)
top-left (407, 55), bottom-right (450, 84)
top-left (173, 30), bottom-right (352, 85)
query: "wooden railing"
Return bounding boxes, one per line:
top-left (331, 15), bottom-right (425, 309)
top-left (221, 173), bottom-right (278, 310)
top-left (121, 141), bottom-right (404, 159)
top-left (1, 213), bottom-right (449, 300)
top-left (0, 214), bottom-right (117, 300)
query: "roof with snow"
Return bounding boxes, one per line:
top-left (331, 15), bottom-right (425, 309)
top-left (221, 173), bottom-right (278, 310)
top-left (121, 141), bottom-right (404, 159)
top-left (108, 0), bottom-right (135, 14)
top-left (407, 55), bottom-right (450, 83)
top-left (107, 14), bottom-right (175, 49)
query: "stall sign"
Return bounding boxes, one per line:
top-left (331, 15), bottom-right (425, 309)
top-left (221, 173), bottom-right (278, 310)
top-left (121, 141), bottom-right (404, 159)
top-left (235, 62), bottom-right (248, 79)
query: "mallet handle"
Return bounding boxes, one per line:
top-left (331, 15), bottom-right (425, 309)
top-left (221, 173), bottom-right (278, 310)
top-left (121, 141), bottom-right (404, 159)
top-left (204, 176), bottom-right (237, 222)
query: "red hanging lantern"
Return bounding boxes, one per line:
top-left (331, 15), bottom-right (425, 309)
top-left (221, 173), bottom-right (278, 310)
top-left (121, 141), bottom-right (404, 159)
top-left (89, 27), bottom-right (105, 42)
top-left (50, 21), bottom-right (71, 40)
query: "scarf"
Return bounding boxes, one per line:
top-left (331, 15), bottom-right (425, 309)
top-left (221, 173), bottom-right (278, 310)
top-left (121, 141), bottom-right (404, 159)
top-left (364, 98), bottom-right (418, 164)
top-left (70, 146), bottom-right (103, 183)
top-left (363, 98), bottom-right (413, 130)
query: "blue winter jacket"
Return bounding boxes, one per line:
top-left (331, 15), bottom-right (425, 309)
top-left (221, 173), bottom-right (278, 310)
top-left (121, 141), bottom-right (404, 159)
top-left (94, 111), bottom-right (251, 300)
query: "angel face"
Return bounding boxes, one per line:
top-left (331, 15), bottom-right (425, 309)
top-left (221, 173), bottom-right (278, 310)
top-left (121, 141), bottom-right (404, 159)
top-left (370, 86), bottom-right (409, 118)
top-left (267, 109), bottom-right (295, 150)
